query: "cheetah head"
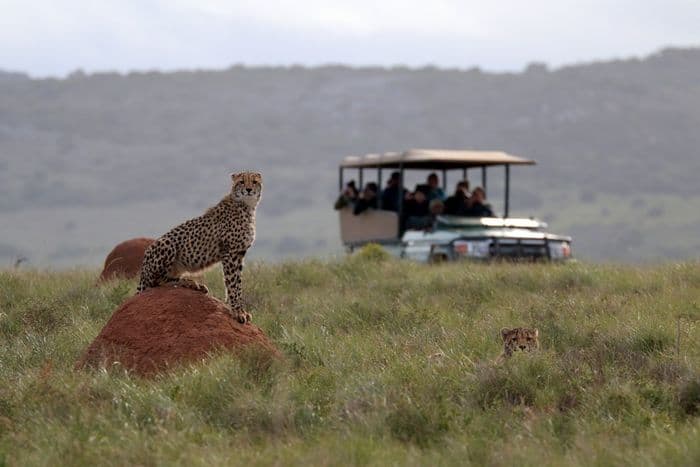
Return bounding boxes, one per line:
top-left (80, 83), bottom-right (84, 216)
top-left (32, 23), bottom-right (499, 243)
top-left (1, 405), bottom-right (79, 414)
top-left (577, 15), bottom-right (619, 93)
top-left (501, 327), bottom-right (539, 357)
top-left (230, 171), bottom-right (263, 208)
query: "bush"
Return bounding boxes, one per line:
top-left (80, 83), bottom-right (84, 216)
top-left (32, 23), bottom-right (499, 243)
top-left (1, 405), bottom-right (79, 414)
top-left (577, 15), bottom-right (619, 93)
top-left (354, 243), bottom-right (391, 262)
top-left (678, 377), bottom-right (700, 416)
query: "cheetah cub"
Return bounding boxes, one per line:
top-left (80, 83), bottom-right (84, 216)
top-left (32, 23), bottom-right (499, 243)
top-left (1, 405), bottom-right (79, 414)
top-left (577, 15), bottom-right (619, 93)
top-left (496, 327), bottom-right (540, 363)
top-left (137, 171), bottom-right (262, 324)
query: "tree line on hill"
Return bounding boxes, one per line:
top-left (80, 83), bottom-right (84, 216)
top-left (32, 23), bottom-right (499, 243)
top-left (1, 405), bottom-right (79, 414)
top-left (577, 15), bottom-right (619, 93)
top-left (1, 47), bottom-right (699, 265)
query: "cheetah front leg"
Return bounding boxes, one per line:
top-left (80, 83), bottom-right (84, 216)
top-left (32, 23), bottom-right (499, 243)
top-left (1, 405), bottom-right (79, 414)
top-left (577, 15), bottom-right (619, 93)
top-left (221, 251), bottom-right (251, 324)
top-left (137, 242), bottom-right (172, 293)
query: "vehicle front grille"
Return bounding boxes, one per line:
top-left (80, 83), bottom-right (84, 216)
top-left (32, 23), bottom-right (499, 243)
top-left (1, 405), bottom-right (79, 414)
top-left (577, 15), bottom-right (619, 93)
top-left (489, 238), bottom-right (549, 259)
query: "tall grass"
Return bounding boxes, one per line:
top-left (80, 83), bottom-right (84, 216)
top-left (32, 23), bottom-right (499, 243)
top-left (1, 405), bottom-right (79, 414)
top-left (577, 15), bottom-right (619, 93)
top-left (0, 257), bottom-right (699, 465)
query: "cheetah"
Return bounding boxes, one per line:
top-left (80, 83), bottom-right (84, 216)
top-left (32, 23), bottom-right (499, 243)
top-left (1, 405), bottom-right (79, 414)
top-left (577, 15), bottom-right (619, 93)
top-left (137, 171), bottom-right (262, 324)
top-left (496, 327), bottom-right (539, 363)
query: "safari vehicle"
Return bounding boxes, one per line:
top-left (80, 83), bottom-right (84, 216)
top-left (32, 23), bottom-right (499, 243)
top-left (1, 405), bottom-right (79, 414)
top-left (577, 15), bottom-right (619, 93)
top-left (337, 149), bottom-right (573, 262)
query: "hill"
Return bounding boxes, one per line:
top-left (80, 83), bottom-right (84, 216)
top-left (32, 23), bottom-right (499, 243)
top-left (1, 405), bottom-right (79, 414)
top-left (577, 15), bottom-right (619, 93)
top-left (1, 47), bottom-right (700, 265)
top-left (0, 258), bottom-right (699, 464)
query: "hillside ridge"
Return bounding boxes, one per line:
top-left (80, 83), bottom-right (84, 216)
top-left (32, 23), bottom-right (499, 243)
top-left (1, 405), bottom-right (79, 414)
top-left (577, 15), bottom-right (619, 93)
top-left (1, 46), bottom-right (699, 265)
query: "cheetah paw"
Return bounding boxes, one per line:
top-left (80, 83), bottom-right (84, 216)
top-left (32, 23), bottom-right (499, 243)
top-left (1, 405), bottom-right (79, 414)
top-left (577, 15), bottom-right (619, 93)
top-left (232, 310), bottom-right (252, 324)
top-left (193, 283), bottom-right (209, 294)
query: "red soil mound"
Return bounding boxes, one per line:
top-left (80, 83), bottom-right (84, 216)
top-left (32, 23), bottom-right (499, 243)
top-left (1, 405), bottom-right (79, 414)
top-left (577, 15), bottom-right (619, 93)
top-left (76, 286), bottom-right (280, 377)
top-left (99, 237), bottom-right (155, 281)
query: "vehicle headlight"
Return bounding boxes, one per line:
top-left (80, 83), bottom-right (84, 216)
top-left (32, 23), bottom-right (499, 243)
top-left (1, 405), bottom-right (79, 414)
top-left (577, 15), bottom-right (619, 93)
top-left (453, 240), bottom-right (491, 258)
top-left (549, 241), bottom-right (572, 259)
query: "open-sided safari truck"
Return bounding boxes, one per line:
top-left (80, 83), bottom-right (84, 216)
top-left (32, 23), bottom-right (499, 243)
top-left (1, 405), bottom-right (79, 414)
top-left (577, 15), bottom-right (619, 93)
top-left (337, 149), bottom-right (573, 262)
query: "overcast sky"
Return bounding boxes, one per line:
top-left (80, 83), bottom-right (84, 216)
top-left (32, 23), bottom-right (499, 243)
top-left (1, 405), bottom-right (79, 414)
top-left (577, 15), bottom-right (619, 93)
top-left (1, 0), bottom-right (699, 77)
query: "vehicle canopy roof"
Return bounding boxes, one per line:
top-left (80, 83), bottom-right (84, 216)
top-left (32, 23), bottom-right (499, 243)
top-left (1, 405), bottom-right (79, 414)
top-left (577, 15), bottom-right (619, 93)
top-left (340, 149), bottom-right (535, 169)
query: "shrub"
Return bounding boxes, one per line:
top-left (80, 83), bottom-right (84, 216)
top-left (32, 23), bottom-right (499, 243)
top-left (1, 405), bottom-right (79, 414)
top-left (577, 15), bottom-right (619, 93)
top-left (355, 243), bottom-right (391, 263)
top-left (678, 377), bottom-right (700, 416)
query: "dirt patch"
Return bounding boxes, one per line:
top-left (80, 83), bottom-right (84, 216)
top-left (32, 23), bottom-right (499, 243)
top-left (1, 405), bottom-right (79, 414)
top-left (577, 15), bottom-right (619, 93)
top-left (76, 286), bottom-right (280, 377)
top-left (99, 237), bottom-right (155, 281)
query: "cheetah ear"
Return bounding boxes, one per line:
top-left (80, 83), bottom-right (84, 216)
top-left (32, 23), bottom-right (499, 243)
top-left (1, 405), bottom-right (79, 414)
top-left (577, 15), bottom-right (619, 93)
top-left (230, 172), bottom-right (241, 182)
top-left (500, 328), bottom-right (510, 341)
top-left (533, 328), bottom-right (539, 338)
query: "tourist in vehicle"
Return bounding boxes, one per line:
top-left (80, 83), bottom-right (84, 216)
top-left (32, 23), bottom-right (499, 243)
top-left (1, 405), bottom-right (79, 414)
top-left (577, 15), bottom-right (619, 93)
top-left (426, 173), bottom-right (446, 201)
top-left (403, 186), bottom-right (431, 229)
top-left (333, 180), bottom-right (358, 210)
top-left (464, 186), bottom-right (494, 217)
top-left (380, 171), bottom-right (407, 212)
top-left (444, 180), bottom-right (470, 215)
top-left (353, 182), bottom-right (379, 215)
top-left (427, 198), bottom-right (445, 229)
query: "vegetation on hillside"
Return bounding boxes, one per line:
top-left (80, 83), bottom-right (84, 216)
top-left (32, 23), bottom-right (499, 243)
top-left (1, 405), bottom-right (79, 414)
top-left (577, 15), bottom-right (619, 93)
top-left (2, 47), bottom-right (700, 265)
top-left (1, 257), bottom-right (699, 465)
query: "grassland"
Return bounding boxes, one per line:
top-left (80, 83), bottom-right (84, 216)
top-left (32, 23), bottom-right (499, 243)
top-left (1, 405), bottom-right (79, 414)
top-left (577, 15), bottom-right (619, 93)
top-left (1, 253), bottom-right (700, 466)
